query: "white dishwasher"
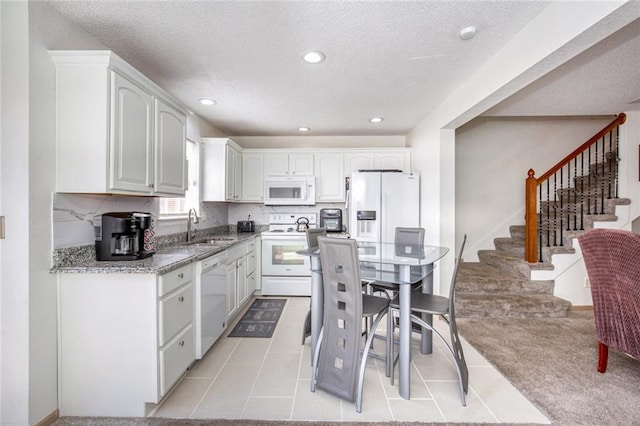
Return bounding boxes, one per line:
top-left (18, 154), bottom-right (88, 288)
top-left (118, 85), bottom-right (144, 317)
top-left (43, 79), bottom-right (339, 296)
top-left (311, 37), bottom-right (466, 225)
top-left (194, 251), bottom-right (228, 359)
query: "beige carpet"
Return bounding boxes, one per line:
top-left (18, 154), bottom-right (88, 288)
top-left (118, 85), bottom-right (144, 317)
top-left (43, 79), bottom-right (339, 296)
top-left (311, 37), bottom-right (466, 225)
top-left (457, 309), bottom-right (640, 425)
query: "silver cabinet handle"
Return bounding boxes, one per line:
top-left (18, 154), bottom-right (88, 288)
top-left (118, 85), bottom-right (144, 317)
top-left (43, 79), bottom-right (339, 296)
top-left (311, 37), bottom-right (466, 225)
top-left (179, 341), bottom-right (184, 347)
top-left (178, 273), bottom-right (184, 278)
top-left (178, 296), bottom-right (184, 302)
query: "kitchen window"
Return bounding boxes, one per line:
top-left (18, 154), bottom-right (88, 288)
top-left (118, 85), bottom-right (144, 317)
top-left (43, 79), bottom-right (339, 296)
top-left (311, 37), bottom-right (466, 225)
top-left (159, 139), bottom-right (200, 218)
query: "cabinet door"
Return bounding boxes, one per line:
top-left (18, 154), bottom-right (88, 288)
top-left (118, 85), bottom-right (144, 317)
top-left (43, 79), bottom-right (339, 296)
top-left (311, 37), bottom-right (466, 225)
top-left (264, 152), bottom-right (289, 175)
top-left (242, 152), bottom-right (264, 201)
top-left (290, 153), bottom-right (314, 175)
top-left (247, 272), bottom-right (256, 297)
top-left (344, 152), bottom-right (374, 176)
top-left (315, 153), bottom-right (345, 202)
top-left (109, 71), bottom-right (154, 193)
top-left (225, 146), bottom-right (241, 201)
top-left (225, 145), bottom-right (242, 201)
top-left (227, 264), bottom-right (238, 317)
top-left (154, 98), bottom-right (187, 195)
top-left (232, 148), bottom-right (243, 200)
top-left (237, 257), bottom-right (248, 307)
top-left (376, 151), bottom-right (411, 171)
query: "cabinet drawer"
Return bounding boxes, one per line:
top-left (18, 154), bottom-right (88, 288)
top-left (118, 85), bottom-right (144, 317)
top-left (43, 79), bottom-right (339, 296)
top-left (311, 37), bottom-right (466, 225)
top-left (159, 284), bottom-right (193, 345)
top-left (159, 264), bottom-right (193, 297)
top-left (246, 238), bottom-right (256, 252)
top-left (159, 324), bottom-right (194, 397)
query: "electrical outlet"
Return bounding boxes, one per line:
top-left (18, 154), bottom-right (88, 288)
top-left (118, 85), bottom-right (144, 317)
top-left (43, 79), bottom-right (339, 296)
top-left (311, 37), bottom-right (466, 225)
top-left (584, 278), bottom-right (591, 288)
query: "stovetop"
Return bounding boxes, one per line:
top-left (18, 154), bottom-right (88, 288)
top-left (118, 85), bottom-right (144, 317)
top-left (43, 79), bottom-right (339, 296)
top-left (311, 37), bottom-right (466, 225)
top-left (266, 213), bottom-right (317, 234)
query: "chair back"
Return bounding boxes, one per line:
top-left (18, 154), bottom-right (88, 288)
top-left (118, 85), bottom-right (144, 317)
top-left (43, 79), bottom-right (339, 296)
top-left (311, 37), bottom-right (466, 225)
top-left (395, 227), bottom-right (425, 245)
top-left (306, 227), bottom-right (326, 249)
top-left (578, 229), bottom-right (640, 359)
top-left (316, 236), bottom-right (363, 401)
top-left (448, 234), bottom-right (467, 303)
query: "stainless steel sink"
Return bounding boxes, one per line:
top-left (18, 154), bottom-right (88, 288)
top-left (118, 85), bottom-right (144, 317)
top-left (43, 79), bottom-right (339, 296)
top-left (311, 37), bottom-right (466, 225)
top-left (184, 236), bottom-right (237, 246)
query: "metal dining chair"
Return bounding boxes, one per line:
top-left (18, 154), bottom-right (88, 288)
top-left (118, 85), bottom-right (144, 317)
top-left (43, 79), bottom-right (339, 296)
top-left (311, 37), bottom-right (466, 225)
top-left (368, 227), bottom-right (426, 299)
top-left (388, 234), bottom-right (468, 406)
top-left (311, 236), bottom-right (390, 413)
top-left (301, 228), bottom-right (327, 345)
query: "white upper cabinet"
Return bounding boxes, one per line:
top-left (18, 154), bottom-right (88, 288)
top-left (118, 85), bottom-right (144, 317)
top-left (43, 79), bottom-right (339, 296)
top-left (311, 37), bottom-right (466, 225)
top-left (109, 71), bottom-right (154, 193)
top-left (344, 149), bottom-right (411, 176)
top-left (241, 152), bottom-right (265, 202)
top-left (201, 138), bottom-right (242, 202)
top-left (264, 152), bottom-right (314, 176)
top-left (51, 50), bottom-right (188, 196)
top-left (154, 98), bottom-right (188, 195)
top-left (315, 152), bottom-right (345, 202)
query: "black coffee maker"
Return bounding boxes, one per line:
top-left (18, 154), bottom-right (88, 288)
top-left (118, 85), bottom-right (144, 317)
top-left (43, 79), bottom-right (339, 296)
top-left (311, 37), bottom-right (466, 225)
top-left (95, 212), bottom-right (155, 261)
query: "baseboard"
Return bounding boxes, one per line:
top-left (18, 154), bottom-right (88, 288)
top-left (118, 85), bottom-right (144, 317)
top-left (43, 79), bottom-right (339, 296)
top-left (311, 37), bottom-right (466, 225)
top-left (35, 409), bottom-right (59, 426)
top-left (571, 305), bottom-right (594, 311)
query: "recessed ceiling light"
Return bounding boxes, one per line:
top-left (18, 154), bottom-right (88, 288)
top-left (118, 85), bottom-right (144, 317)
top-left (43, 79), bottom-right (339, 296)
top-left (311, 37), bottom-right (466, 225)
top-left (303, 51), bottom-right (325, 64)
top-left (460, 26), bottom-right (476, 40)
top-left (199, 98), bottom-right (216, 106)
top-left (370, 117), bottom-right (384, 123)
top-left (298, 127), bottom-right (311, 132)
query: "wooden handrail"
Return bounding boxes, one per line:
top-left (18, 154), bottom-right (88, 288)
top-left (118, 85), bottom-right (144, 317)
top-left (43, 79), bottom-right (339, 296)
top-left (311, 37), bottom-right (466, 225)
top-left (524, 113), bottom-right (626, 263)
top-left (538, 113), bottom-right (626, 182)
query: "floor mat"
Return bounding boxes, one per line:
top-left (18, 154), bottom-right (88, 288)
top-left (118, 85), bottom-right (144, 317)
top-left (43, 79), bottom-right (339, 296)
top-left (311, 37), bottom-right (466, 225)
top-left (228, 298), bottom-right (286, 338)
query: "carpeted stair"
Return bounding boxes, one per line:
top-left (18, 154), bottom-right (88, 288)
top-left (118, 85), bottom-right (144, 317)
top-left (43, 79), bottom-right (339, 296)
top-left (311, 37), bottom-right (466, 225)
top-left (456, 154), bottom-right (631, 318)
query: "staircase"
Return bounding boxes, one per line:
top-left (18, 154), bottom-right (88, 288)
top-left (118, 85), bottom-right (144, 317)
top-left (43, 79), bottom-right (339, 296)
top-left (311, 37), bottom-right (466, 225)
top-left (456, 153), bottom-right (630, 319)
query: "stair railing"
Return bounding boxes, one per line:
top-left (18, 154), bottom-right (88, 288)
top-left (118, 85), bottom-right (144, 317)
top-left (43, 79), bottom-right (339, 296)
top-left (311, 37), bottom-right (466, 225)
top-left (525, 113), bottom-right (626, 263)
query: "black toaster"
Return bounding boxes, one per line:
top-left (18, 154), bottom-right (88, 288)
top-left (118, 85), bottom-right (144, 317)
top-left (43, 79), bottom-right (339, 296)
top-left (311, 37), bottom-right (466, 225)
top-left (237, 220), bottom-right (255, 232)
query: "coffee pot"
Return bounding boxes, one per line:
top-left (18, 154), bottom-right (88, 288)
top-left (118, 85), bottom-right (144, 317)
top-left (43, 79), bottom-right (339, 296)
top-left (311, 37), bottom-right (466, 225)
top-left (296, 216), bottom-right (310, 232)
top-left (94, 212), bottom-right (155, 261)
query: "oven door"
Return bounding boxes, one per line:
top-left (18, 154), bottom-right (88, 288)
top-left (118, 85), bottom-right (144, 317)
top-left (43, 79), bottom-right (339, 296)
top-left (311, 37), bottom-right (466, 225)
top-left (261, 235), bottom-right (310, 276)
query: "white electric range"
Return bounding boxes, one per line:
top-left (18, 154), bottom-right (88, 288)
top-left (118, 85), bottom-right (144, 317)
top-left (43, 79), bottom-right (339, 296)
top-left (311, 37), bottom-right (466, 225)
top-left (261, 213), bottom-right (317, 296)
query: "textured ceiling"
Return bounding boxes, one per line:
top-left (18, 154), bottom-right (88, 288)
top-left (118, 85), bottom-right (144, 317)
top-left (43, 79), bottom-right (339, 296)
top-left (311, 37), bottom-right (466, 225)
top-left (44, 1), bottom-right (639, 136)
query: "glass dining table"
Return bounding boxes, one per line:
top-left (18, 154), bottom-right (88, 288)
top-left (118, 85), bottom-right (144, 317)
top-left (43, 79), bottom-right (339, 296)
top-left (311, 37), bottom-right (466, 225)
top-left (297, 240), bottom-right (449, 400)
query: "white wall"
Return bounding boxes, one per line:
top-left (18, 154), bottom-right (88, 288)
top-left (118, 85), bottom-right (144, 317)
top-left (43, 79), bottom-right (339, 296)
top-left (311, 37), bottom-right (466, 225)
top-left (1, 2), bottom-right (30, 424)
top-left (408, 2), bottom-right (636, 296)
top-left (455, 116), bottom-right (614, 261)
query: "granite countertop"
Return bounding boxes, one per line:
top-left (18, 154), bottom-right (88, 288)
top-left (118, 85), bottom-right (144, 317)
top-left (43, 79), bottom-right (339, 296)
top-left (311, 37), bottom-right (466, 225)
top-left (54, 232), bottom-right (259, 275)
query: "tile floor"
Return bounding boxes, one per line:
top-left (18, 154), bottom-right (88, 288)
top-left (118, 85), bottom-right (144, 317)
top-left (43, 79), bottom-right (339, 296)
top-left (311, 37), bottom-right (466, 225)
top-left (152, 296), bottom-right (550, 423)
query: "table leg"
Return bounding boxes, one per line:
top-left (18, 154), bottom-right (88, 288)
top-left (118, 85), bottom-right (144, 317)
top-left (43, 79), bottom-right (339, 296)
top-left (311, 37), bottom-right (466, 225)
top-left (420, 264), bottom-right (433, 354)
top-left (398, 265), bottom-right (411, 399)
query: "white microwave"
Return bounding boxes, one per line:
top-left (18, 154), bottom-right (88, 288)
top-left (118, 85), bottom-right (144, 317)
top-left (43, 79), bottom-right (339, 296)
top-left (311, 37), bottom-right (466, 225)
top-left (264, 175), bottom-right (316, 205)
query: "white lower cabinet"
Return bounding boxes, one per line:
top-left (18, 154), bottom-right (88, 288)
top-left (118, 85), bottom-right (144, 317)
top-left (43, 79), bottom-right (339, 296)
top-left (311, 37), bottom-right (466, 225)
top-left (226, 237), bottom-right (257, 320)
top-left (57, 264), bottom-right (195, 417)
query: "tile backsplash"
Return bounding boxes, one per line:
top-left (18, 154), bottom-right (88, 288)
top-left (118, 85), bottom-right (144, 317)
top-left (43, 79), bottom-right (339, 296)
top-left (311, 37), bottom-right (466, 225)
top-left (52, 193), bottom-right (345, 250)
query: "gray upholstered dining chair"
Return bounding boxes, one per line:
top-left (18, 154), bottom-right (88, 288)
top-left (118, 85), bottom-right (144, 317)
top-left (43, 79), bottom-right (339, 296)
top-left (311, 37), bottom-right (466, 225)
top-left (388, 234), bottom-right (468, 406)
top-left (301, 228), bottom-right (327, 344)
top-left (311, 236), bottom-right (390, 413)
top-left (368, 227), bottom-right (426, 298)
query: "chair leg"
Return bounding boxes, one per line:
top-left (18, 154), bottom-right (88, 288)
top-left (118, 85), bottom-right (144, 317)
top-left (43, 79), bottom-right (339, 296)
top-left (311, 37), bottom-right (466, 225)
top-left (356, 309), bottom-right (388, 413)
top-left (403, 314), bottom-right (467, 406)
top-left (598, 341), bottom-right (609, 373)
top-left (302, 309), bottom-right (312, 345)
top-left (311, 326), bottom-right (324, 392)
top-left (386, 307), bottom-right (393, 378)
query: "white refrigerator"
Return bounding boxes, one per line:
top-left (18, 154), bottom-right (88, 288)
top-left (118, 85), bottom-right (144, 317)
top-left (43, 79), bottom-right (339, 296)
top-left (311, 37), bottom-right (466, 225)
top-left (348, 171), bottom-right (420, 242)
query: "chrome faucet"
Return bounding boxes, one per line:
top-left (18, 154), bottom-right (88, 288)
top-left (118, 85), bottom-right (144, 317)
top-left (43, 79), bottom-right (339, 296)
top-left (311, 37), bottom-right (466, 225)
top-left (186, 208), bottom-right (199, 242)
